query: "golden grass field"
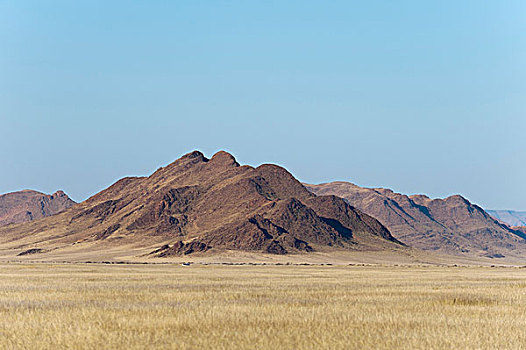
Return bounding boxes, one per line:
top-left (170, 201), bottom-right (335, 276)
top-left (1, 263), bottom-right (526, 349)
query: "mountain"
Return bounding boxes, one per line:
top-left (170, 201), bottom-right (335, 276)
top-left (487, 210), bottom-right (526, 227)
top-left (0, 152), bottom-right (401, 259)
top-left (0, 190), bottom-right (76, 227)
top-left (305, 182), bottom-right (526, 258)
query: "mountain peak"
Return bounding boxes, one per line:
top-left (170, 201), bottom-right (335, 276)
top-left (181, 150), bottom-right (208, 161)
top-left (444, 194), bottom-right (469, 205)
top-left (52, 190), bottom-right (67, 198)
top-left (210, 151), bottom-right (239, 167)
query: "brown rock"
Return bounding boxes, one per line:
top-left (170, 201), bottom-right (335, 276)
top-left (305, 182), bottom-right (526, 258)
top-left (0, 190), bottom-right (76, 227)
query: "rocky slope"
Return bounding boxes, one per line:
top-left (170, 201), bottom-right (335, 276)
top-left (305, 182), bottom-right (526, 258)
top-left (512, 226), bottom-right (526, 236)
top-left (0, 152), bottom-right (401, 258)
top-left (0, 190), bottom-right (75, 227)
top-left (487, 210), bottom-right (526, 227)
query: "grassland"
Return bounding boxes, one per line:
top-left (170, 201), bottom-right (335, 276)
top-left (1, 263), bottom-right (526, 349)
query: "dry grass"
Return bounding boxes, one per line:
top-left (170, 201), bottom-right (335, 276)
top-left (1, 263), bottom-right (526, 349)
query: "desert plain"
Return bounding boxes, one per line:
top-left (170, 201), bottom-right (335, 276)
top-left (2, 262), bottom-right (526, 349)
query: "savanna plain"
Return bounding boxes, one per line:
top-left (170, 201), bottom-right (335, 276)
top-left (2, 263), bottom-right (526, 349)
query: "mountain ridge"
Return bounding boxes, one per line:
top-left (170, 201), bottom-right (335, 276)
top-left (305, 181), bottom-right (526, 259)
top-left (0, 151), bottom-right (402, 260)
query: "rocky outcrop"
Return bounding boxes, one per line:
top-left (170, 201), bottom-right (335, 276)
top-left (0, 190), bottom-right (76, 227)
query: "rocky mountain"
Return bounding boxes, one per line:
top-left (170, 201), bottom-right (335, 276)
top-left (487, 210), bottom-right (526, 227)
top-left (0, 152), bottom-right (402, 259)
top-left (0, 190), bottom-right (76, 227)
top-left (305, 182), bottom-right (526, 258)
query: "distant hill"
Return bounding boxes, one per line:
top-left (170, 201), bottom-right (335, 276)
top-left (487, 210), bottom-right (526, 227)
top-left (0, 190), bottom-right (76, 227)
top-left (305, 182), bottom-right (526, 259)
top-left (0, 151), bottom-right (402, 259)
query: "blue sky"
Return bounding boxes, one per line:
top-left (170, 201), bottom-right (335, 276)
top-left (1, 1), bottom-right (525, 210)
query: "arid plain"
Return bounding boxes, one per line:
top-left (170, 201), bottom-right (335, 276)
top-left (2, 263), bottom-right (526, 350)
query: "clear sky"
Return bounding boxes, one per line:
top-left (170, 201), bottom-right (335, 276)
top-left (1, 1), bottom-right (525, 210)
